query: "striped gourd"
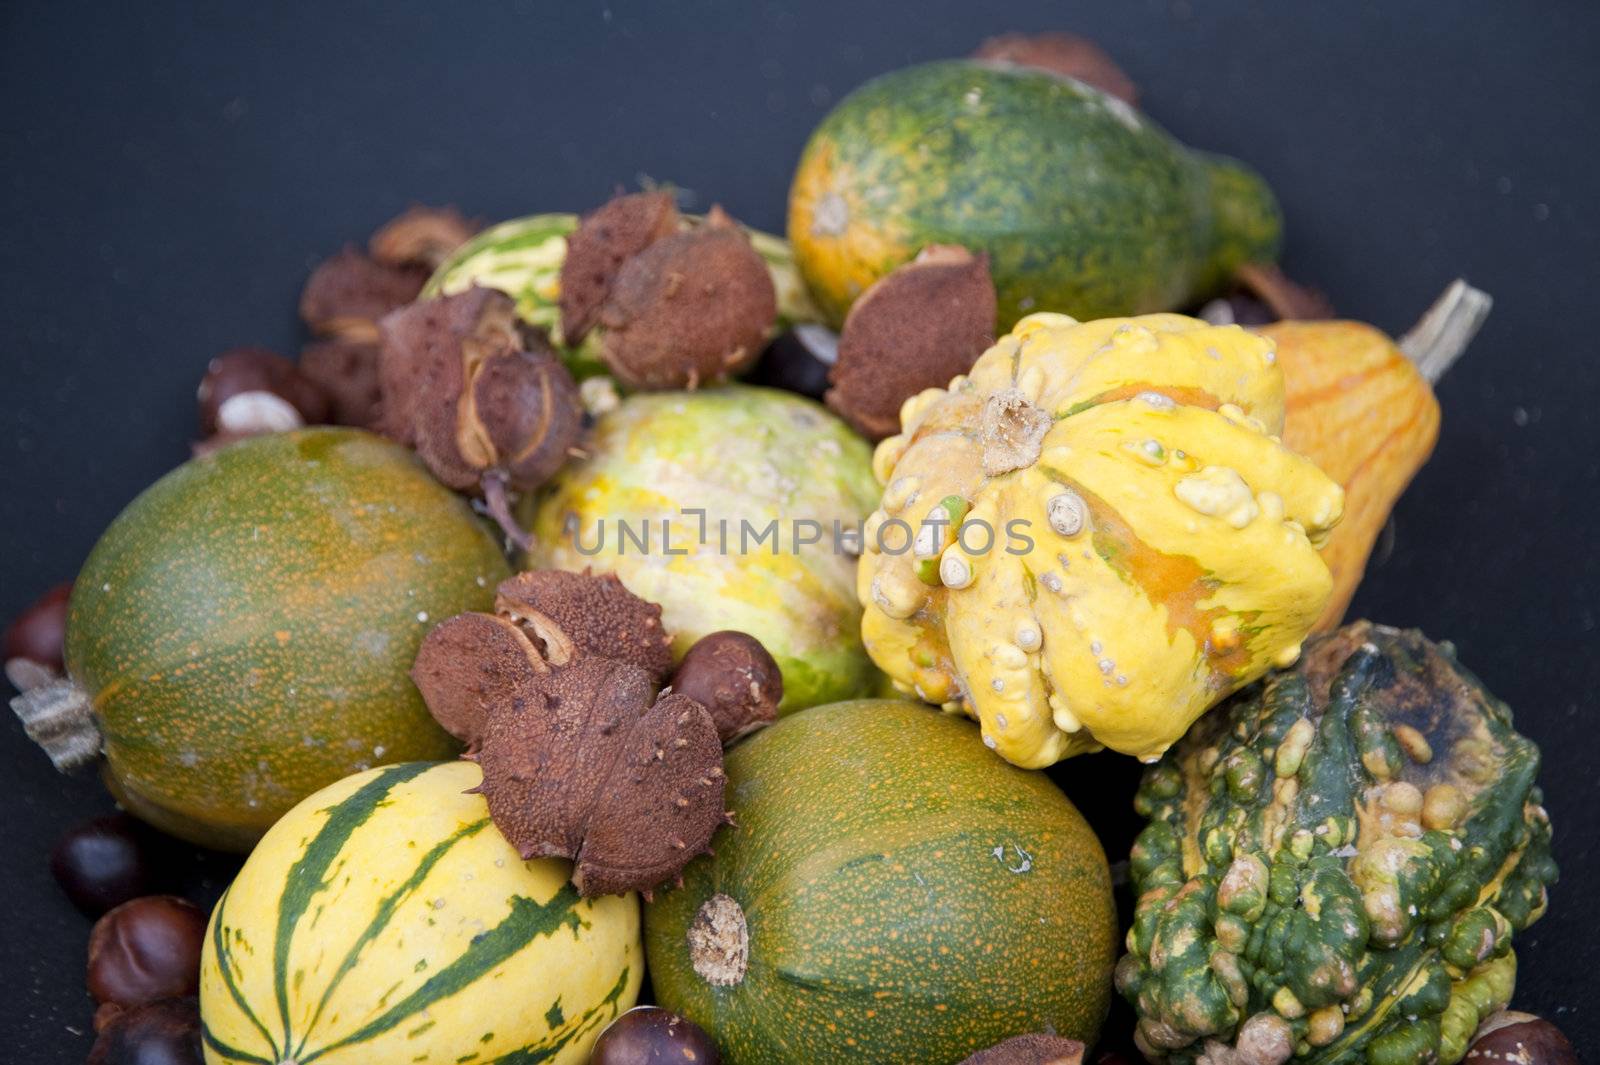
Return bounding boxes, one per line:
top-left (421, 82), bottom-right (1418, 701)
top-left (200, 761), bottom-right (642, 1065)
top-left (422, 212), bottom-right (822, 377)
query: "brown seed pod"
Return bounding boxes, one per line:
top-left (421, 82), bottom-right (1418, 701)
top-left (496, 569), bottom-right (674, 683)
top-left (596, 208), bottom-right (777, 390)
top-left (474, 655), bottom-right (726, 897)
top-left (825, 244), bottom-right (997, 440)
top-left (961, 1034), bottom-right (1085, 1065)
top-left (410, 612), bottom-right (549, 749)
top-left (299, 246), bottom-right (429, 343)
top-left (668, 630), bottom-right (782, 744)
top-left (559, 189), bottom-right (683, 344)
top-left (973, 32), bottom-right (1138, 107)
top-left (369, 205), bottom-right (481, 271)
top-left (377, 286), bottom-right (582, 546)
top-left (298, 338), bottom-right (384, 429)
top-left (197, 348), bottom-right (330, 437)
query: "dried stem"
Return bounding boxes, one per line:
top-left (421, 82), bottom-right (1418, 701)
top-left (10, 676), bottom-right (101, 771)
top-left (1399, 279), bottom-right (1493, 385)
top-left (481, 471), bottom-right (534, 552)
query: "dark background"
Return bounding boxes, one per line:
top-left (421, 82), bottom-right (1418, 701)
top-left (2, 0), bottom-right (1595, 1059)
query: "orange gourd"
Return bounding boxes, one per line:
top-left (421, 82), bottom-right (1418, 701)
top-left (1267, 281), bottom-right (1490, 630)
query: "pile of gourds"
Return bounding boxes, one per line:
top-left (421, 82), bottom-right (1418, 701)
top-left (9, 39), bottom-right (1556, 1065)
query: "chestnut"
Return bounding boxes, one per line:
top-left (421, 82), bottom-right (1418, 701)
top-left (51, 814), bottom-right (158, 917)
top-left (197, 348), bottom-right (330, 436)
top-left (669, 630), bottom-right (783, 744)
top-left (87, 896), bottom-right (207, 1009)
top-left (4, 581), bottom-right (71, 691)
top-left (590, 1006), bottom-right (722, 1065)
top-left (87, 997), bottom-right (202, 1065)
top-left (745, 330), bottom-right (832, 401)
top-left (1467, 1012), bottom-right (1576, 1065)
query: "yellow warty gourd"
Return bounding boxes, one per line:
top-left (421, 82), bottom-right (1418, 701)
top-left (858, 312), bottom-right (1345, 767)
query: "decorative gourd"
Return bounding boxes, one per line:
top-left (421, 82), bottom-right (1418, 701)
top-left (859, 312), bottom-right (1344, 768)
top-left (422, 212), bottom-right (822, 376)
top-left (1268, 281), bottom-right (1491, 631)
top-left (199, 760), bottom-right (642, 1065)
top-left (522, 386), bottom-right (881, 710)
top-left (11, 429), bottom-right (509, 851)
top-left (1118, 622), bottom-right (1556, 1065)
top-left (788, 60), bottom-right (1281, 329)
top-left (644, 699), bottom-right (1117, 1065)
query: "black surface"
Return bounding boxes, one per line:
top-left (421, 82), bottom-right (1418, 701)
top-left (2, 1), bottom-right (1595, 1059)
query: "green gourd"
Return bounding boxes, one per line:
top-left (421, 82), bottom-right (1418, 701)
top-left (15, 429), bottom-right (509, 851)
top-left (788, 59), bottom-right (1281, 328)
top-left (645, 699), bottom-right (1118, 1064)
top-left (1120, 622), bottom-right (1557, 1065)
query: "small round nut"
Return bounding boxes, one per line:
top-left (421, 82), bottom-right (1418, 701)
top-left (1467, 1012), bottom-right (1576, 1065)
top-left (87, 996), bottom-right (202, 1065)
top-left (87, 896), bottom-right (207, 1009)
top-left (590, 1006), bottom-right (722, 1065)
top-left (197, 348), bottom-right (329, 436)
top-left (669, 631), bottom-right (784, 744)
top-left (4, 580), bottom-right (71, 690)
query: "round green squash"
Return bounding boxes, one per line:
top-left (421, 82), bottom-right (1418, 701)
top-left (788, 59), bottom-right (1282, 328)
top-left (644, 699), bottom-right (1118, 1065)
top-left (200, 760), bottom-right (642, 1065)
top-left (521, 386), bottom-right (880, 711)
top-left (62, 429), bottom-right (510, 851)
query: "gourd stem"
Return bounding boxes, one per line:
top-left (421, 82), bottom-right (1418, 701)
top-left (10, 676), bottom-right (101, 771)
top-left (480, 471), bottom-right (534, 553)
top-left (1398, 279), bottom-right (1492, 385)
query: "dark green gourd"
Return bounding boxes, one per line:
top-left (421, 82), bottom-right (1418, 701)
top-left (1119, 622), bottom-right (1557, 1065)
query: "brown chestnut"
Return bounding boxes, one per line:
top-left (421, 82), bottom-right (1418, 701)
top-left (4, 580), bottom-right (71, 690)
top-left (590, 1006), bottom-right (721, 1065)
top-left (1467, 1012), bottom-right (1577, 1065)
top-left (669, 630), bottom-right (783, 744)
top-left (51, 814), bottom-right (158, 917)
top-left (197, 348), bottom-right (330, 436)
top-left (745, 330), bottom-right (831, 401)
top-left (88, 997), bottom-right (202, 1065)
top-left (87, 896), bottom-right (207, 1009)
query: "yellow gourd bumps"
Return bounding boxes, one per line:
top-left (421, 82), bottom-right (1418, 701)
top-left (858, 312), bottom-right (1345, 767)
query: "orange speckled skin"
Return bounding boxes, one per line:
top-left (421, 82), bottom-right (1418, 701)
top-left (644, 700), bottom-right (1116, 1064)
top-left (1269, 320), bottom-right (1441, 631)
top-left (64, 429), bottom-right (510, 851)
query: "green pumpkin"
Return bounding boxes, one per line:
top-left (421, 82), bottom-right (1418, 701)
top-left (1119, 622), bottom-right (1557, 1065)
top-left (522, 386), bottom-right (880, 711)
top-left (422, 211), bottom-right (823, 377)
top-left (60, 429), bottom-right (509, 851)
top-left (788, 59), bottom-right (1281, 328)
top-left (644, 699), bottom-right (1117, 1065)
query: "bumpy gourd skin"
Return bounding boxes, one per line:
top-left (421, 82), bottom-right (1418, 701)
top-left (1119, 623), bottom-right (1557, 1065)
top-left (859, 312), bottom-right (1344, 767)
